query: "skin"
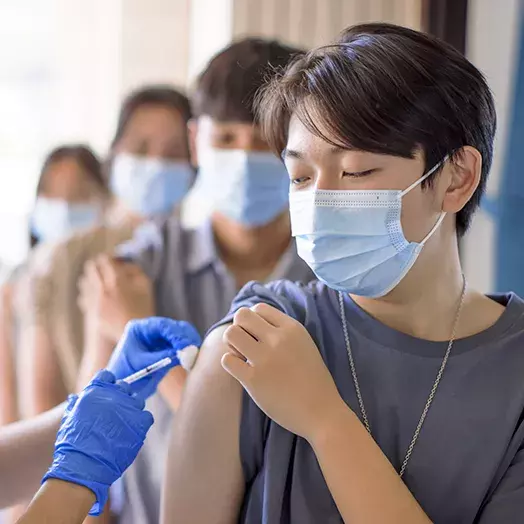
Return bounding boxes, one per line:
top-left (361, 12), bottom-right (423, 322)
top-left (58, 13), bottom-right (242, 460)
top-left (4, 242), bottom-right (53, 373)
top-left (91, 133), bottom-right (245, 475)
top-left (0, 404), bottom-right (64, 509)
top-left (16, 480), bottom-right (96, 524)
top-left (161, 115), bottom-right (505, 523)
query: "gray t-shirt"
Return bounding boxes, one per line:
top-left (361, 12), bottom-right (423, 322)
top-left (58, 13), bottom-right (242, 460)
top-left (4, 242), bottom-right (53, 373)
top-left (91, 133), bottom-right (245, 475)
top-left (212, 279), bottom-right (524, 524)
top-left (115, 217), bottom-right (314, 524)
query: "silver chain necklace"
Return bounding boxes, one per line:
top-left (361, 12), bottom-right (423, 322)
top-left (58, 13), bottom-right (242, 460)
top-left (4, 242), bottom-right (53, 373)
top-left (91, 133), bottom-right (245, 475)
top-left (337, 276), bottom-right (467, 478)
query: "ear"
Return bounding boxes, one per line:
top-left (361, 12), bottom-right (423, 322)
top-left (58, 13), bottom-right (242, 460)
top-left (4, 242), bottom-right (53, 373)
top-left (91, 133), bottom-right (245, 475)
top-left (187, 119), bottom-right (199, 168)
top-left (441, 146), bottom-right (482, 214)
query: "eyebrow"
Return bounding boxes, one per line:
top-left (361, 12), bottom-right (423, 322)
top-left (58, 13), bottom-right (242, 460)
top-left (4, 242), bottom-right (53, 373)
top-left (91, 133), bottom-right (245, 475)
top-left (282, 144), bottom-right (353, 160)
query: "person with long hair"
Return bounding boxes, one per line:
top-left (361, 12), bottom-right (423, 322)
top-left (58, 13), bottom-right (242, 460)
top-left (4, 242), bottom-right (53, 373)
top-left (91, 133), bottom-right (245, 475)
top-left (15, 85), bottom-right (194, 423)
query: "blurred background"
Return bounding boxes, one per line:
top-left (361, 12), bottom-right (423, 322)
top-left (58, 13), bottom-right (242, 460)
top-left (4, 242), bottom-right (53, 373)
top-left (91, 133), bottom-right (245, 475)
top-left (0, 0), bottom-right (521, 292)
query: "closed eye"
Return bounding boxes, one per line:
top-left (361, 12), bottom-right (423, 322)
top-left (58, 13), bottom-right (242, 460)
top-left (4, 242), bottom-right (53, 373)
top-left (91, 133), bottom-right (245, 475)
top-left (290, 176), bottom-right (311, 186)
top-left (342, 169), bottom-right (376, 178)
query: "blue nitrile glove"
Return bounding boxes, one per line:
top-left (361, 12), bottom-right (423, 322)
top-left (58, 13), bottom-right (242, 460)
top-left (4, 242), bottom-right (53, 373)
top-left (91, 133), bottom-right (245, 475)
top-left (107, 317), bottom-right (201, 400)
top-left (42, 370), bottom-right (153, 516)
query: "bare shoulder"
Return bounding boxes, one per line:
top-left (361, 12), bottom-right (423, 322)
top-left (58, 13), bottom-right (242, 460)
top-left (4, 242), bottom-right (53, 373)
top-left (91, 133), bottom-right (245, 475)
top-left (182, 323), bottom-right (242, 407)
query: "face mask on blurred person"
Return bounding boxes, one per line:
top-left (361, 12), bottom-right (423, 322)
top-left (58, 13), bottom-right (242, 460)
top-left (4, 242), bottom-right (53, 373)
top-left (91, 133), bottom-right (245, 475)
top-left (31, 197), bottom-right (100, 243)
top-left (196, 148), bottom-right (290, 227)
top-left (110, 153), bottom-right (193, 217)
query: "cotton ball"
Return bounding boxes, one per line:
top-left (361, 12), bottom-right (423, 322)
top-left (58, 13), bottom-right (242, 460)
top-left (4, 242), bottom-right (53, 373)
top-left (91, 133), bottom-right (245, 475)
top-left (177, 345), bottom-right (199, 371)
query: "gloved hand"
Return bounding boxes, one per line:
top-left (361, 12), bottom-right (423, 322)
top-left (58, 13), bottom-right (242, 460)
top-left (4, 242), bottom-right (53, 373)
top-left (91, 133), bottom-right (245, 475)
top-left (107, 317), bottom-right (201, 400)
top-left (42, 370), bottom-right (153, 515)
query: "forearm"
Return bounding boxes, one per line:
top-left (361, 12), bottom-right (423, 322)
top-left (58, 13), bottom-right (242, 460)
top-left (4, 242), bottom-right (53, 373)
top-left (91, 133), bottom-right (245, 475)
top-left (17, 479), bottom-right (95, 524)
top-left (0, 403), bottom-right (64, 508)
top-left (310, 402), bottom-right (431, 524)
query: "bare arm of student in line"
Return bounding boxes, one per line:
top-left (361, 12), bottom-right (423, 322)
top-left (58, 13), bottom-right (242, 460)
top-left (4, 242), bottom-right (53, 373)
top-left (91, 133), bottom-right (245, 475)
top-left (0, 282), bottom-right (18, 425)
top-left (0, 403), bottom-right (64, 508)
top-left (161, 325), bottom-right (244, 524)
top-left (18, 324), bottom-right (68, 418)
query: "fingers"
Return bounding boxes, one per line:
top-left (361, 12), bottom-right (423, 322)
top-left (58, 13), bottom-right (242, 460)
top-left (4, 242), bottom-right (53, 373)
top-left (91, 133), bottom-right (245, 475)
top-left (233, 307), bottom-right (275, 340)
top-left (221, 351), bottom-right (252, 385)
top-left (95, 255), bottom-right (119, 289)
top-left (250, 303), bottom-right (286, 327)
top-left (91, 369), bottom-right (116, 384)
top-left (223, 324), bottom-right (259, 362)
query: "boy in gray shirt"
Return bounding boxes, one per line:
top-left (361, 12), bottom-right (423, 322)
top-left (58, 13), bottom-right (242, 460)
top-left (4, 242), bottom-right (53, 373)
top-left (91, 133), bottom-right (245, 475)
top-left (164, 23), bottom-right (524, 523)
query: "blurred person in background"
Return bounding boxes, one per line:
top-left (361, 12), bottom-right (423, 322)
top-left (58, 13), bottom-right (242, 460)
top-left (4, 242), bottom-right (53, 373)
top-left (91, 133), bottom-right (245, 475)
top-left (0, 144), bottom-right (106, 427)
top-left (14, 85), bottom-right (193, 421)
top-left (78, 38), bottom-right (313, 524)
top-left (0, 144), bottom-right (106, 524)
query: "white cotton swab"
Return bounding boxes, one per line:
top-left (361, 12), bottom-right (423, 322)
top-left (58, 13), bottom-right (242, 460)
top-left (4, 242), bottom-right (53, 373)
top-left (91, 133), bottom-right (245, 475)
top-left (121, 344), bottom-right (200, 385)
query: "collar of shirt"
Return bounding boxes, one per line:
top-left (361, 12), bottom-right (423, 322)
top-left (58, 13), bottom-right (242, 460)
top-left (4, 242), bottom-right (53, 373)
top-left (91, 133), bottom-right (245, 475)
top-left (185, 219), bottom-right (298, 284)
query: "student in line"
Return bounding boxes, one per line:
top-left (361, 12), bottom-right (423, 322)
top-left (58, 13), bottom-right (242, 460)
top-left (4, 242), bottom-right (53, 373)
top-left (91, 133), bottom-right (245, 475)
top-left (164, 23), bottom-right (524, 523)
top-left (1, 145), bottom-right (106, 429)
top-left (16, 86), bottom-right (194, 418)
top-left (78, 38), bottom-right (314, 524)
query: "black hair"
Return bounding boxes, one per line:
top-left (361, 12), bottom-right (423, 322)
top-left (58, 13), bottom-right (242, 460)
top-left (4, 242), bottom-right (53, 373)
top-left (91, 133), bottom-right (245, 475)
top-left (257, 23), bottom-right (497, 237)
top-left (31, 145), bottom-right (105, 247)
top-left (193, 37), bottom-right (304, 123)
top-left (111, 85), bottom-right (192, 148)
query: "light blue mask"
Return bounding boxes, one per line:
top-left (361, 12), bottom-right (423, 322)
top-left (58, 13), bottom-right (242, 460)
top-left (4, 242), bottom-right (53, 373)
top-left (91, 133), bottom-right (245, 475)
top-left (290, 160), bottom-right (446, 297)
top-left (31, 197), bottom-right (100, 243)
top-left (110, 153), bottom-right (193, 217)
top-left (196, 149), bottom-right (290, 227)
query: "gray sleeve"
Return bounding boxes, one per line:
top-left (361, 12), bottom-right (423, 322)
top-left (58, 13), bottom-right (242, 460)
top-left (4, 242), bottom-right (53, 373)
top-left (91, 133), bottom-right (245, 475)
top-left (477, 445), bottom-right (524, 523)
top-left (114, 219), bottom-right (171, 280)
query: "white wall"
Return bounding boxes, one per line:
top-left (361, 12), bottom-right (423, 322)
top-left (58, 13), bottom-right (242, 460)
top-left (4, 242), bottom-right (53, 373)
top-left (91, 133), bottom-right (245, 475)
top-left (463, 0), bottom-right (522, 292)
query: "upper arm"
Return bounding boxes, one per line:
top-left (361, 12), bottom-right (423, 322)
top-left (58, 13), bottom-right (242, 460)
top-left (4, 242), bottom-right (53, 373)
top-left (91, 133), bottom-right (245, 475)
top-left (161, 325), bottom-right (244, 524)
top-left (477, 445), bottom-right (524, 523)
top-left (0, 282), bottom-right (17, 424)
top-left (18, 323), bottom-right (67, 417)
top-left (16, 259), bottom-right (67, 417)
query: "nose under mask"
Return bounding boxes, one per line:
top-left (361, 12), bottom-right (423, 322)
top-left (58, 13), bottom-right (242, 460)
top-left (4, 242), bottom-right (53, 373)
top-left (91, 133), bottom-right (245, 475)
top-left (110, 153), bottom-right (193, 217)
top-left (195, 148), bottom-right (291, 227)
top-left (31, 197), bottom-right (101, 243)
top-left (289, 158), bottom-right (447, 297)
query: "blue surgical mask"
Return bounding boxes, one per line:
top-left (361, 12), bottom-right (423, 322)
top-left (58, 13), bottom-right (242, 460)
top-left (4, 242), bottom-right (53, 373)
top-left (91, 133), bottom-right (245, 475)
top-left (290, 159), bottom-right (446, 297)
top-left (196, 149), bottom-right (290, 227)
top-left (31, 197), bottom-right (101, 243)
top-left (110, 153), bottom-right (193, 217)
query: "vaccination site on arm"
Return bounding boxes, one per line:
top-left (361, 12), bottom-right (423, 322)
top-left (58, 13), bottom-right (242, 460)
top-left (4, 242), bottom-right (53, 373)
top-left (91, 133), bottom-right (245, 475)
top-left (1, 1), bottom-right (524, 523)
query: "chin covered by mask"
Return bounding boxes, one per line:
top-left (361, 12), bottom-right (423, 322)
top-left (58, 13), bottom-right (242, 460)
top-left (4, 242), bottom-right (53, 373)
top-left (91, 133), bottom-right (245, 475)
top-left (196, 148), bottom-right (290, 227)
top-left (31, 197), bottom-right (101, 243)
top-left (110, 153), bottom-right (193, 217)
top-left (290, 159), bottom-right (447, 298)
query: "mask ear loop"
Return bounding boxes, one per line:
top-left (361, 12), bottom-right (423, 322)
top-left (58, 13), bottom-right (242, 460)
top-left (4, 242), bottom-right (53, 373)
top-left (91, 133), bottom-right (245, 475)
top-left (420, 212), bottom-right (446, 245)
top-left (400, 155), bottom-right (450, 245)
top-left (400, 155), bottom-right (450, 198)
